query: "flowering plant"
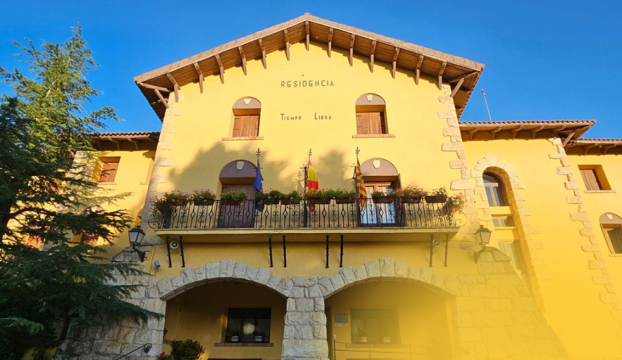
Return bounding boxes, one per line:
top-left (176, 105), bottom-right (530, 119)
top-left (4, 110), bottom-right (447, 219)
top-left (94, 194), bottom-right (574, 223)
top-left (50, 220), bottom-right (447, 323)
top-left (371, 190), bottom-right (400, 200)
top-left (446, 193), bottom-right (465, 211)
top-left (399, 186), bottom-right (428, 203)
top-left (191, 189), bottom-right (216, 205)
top-left (304, 189), bottom-right (330, 200)
top-left (171, 339), bottom-right (205, 360)
top-left (282, 190), bottom-right (301, 203)
top-left (152, 191), bottom-right (191, 212)
top-left (158, 352), bottom-right (174, 360)
top-left (255, 189), bottom-right (284, 204)
top-left (426, 187), bottom-right (448, 203)
top-left (220, 191), bottom-right (247, 205)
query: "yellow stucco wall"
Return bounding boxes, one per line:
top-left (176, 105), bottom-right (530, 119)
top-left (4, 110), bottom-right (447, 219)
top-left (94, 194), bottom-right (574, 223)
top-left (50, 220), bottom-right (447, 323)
top-left (92, 149), bottom-right (154, 258)
top-left (462, 138), bottom-right (622, 358)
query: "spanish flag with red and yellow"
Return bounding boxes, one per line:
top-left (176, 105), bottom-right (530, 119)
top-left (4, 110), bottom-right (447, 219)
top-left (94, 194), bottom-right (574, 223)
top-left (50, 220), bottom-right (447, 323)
top-left (356, 159), bottom-right (367, 206)
top-left (306, 160), bottom-right (319, 193)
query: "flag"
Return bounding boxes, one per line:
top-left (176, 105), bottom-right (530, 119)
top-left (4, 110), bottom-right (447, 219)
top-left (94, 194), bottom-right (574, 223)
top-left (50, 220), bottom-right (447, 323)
top-left (306, 160), bottom-right (319, 193)
top-left (356, 159), bottom-right (367, 206)
top-left (253, 159), bottom-right (263, 192)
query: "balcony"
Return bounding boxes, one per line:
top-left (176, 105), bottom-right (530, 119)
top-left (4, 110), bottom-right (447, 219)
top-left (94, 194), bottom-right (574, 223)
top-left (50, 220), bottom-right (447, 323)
top-left (148, 199), bottom-right (460, 242)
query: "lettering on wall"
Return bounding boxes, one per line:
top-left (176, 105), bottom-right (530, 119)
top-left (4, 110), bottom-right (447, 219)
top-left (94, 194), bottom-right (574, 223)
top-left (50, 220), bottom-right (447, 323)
top-left (280, 80), bottom-right (335, 88)
top-left (281, 114), bottom-right (303, 121)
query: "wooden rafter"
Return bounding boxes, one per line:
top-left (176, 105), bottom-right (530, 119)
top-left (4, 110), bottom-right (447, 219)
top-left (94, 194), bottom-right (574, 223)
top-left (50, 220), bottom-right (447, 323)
top-left (106, 137), bottom-right (121, 151)
top-left (562, 131), bottom-right (576, 147)
top-left (583, 144), bottom-right (598, 155)
top-left (369, 40), bottom-right (376, 72)
top-left (603, 143), bottom-right (619, 154)
top-left (284, 29), bottom-right (291, 61)
top-left (437, 62), bottom-right (447, 91)
top-left (450, 77), bottom-right (465, 98)
top-left (166, 73), bottom-right (179, 102)
top-left (392, 47), bottom-right (400, 79)
top-left (490, 127), bottom-right (503, 140)
top-left (349, 34), bottom-right (355, 67)
top-left (154, 89), bottom-right (169, 108)
top-left (258, 39), bottom-right (267, 69)
top-left (193, 63), bottom-right (203, 93)
top-left (305, 21), bottom-right (310, 51)
top-left (214, 54), bottom-right (224, 84)
top-left (510, 125), bottom-right (524, 139)
top-left (327, 28), bottom-right (333, 57)
top-left (415, 55), bottom-right (424, 85)
top-left (468, 128), bottom-right (478, 141)
top-left (530, 125), bottom-right (545, 139)
top-left (446, 71), bottom-right (478, 83)
top-left (238, 46), bottom-right (247, 76)
top-left (126, 138), bottom-right (139, 151)
top-left (138, 82), bottom-right (171, 92)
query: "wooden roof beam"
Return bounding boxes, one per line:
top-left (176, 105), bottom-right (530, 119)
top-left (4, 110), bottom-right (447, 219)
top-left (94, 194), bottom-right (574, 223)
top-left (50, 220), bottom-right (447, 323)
top-left (305, 21), bottom-right (310, 51)
top-left (510, 125), bottom-right (524, 139)
top-left (530, 125), bottom-right (545, 139)
top-left (583, 144), bottom-right (598, 155)
top-left (238, 46), bottom-right (247, 76)
top-left (193, 63), bottom-right (204, 93)
top-left (490, 127), bottom-right (503, 140)
top-left (603, 143), bottom-right (620, 154)
top-left (258, 39), bottom-right (267, 69)
top-left (153, 89), bottom-right (169, 108)
top-left (214, 54), bottom-right (224, 84)
top-left (126, 138), bottom-right (139, 151)
top-left (138, 82), bottom-right (171, 92)
top-left (415, 55), bottom-right (424, 85)
top-left (284, 29), bottom-right (291, 61)
top-left (447, 71), bottom-right (479, 83)
top-left (468, 128), bottom-right (478, 140)
top-left (106, 137), bottom-right (121, 151)
top-left (349, 34), bottom-right (356, 67)
top-left (562, 131), bottom-right (576, 147)
top-left (165, 73), bottom-right (179, 102)
top-left (327, 28), bottom-right (333, 57)
top-left (369, 40), bottom-right (376, 73)
top-left (450, 77), bottom-right (465, 98)
top-left (392, 47), bottom-right (400, 79)
top-left (438, 61), bottom-right (447, 91)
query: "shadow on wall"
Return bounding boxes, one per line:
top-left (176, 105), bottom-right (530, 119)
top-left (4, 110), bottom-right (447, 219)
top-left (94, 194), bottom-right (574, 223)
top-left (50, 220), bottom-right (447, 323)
top-left (166, 141), bottom-right (356, 193)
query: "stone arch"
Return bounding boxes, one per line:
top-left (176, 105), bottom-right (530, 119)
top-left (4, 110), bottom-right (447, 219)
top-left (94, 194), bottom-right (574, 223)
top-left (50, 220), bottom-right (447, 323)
top-left (155, 260), bottom-right (290, 300)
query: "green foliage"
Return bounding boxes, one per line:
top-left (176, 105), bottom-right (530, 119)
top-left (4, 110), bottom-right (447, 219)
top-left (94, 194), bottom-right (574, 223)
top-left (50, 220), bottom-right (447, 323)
top-left (171, 339), bottom-right (205, 360)
top-left (282, 190), bottom-right (301, 202)
top-left (0, 26), bottom-right (157, 359)
top-left (191, 189), bottom-right (216, 203)
top-left (370, 191), bottom-right (400, 200)
top-left (446, 193), bottom-right (465, 211)
top-left (220, 191), bottom-right (248, 204)
top-left (153, 191), bottom-right (191, 212)
top-left (255, 189), bottom-right (284, 204)
top-left (399, 186), bottom-right (428, 202)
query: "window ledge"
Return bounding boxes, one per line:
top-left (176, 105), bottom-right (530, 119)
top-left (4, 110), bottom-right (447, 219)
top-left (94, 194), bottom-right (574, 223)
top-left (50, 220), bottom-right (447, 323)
top-left (222, 136), bottom-right (264, 141)
top-left (214, 342), bottom-right (274, 347)
top-left (352, 134), bottom-right (395, 138)
top-left (98, 182), bottom-right (117, 185)
top-left (609, 253), bottom-right (622, 257)
top-left (494, 226), bottom-right (516, 230)
top-left (345, 343), bottom-right (407, 348)
top-left (585, 190), bottom-right (616, 193)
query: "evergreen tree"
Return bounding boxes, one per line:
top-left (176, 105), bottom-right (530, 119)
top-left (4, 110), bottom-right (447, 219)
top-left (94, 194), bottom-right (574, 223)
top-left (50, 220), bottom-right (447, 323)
top-left (0, 27), bottom-right (157, 359)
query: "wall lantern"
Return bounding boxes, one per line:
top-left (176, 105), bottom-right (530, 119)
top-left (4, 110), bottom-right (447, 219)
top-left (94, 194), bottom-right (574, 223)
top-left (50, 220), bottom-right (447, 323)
top-left (129, 225), bottom-right (147, 262)
top-left (473, 225), bottom-right (492, 263)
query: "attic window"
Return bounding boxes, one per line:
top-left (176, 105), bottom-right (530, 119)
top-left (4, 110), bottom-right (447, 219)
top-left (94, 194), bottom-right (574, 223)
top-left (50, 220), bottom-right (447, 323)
top-left (231, 97), bottom-right (261, 138)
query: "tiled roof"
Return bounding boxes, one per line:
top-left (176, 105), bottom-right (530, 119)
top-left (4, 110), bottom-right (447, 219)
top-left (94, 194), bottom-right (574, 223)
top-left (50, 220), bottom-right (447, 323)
top-left (92, 131), bottom-right (160, 137)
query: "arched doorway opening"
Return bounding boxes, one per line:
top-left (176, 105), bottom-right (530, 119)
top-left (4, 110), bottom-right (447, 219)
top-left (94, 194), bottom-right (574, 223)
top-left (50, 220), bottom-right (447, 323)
top-left (359, 158), bottom-right (400, 226)
top-left (162, 280), bottom-right (286, 359)
top-left (325, 281), bottom-right (453, 359)
top-left (218, 160), bottom-right (258, 228)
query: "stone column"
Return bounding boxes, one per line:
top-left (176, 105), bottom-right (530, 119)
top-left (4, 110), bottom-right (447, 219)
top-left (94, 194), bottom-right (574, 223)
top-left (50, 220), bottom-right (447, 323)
top-left (281, 277), bottom-right (329, 360)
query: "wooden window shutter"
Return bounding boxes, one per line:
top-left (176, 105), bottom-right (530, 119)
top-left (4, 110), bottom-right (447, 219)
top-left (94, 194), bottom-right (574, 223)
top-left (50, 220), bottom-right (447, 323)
top-left (356, 113), bottom-right (364, 134)
top-left (356, 113), bottom-right (372, 135)
top-left (99, 161), bottom-right (119, 183)
top-left (249, 115), bottom-right (260, 137)
top-left (232, 116), bottom-right (242, 137)
top-left (368, 112), bottom-right (385, 134)
top-left (580, 169), bottom-right (601, 190)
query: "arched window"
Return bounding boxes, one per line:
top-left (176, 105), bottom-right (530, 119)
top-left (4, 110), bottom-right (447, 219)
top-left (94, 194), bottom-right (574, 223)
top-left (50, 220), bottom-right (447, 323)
top-left (600, 213), bottom-right (622, 254)
top-left (360, 158), bottom-right (400, 225)
top-left (218, 160), bottom-right (258, 228)
top-left (231, 97), bottom-right (261, 138)
top-left (355, 94), bottom-right (387, 135)
top-left (483, 173), bottom-right (507, 207)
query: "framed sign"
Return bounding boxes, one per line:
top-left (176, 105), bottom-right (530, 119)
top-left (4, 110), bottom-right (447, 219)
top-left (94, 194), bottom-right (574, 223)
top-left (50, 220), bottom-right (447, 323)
top-left (334, 313), bottom-right (348, 327)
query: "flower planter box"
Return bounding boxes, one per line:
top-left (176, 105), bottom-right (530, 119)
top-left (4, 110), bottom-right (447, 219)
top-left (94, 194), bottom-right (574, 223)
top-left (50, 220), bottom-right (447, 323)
top-left (400, 197), bottom-right (422, 204)
top-left (336, 197), bottom-right (356, 204)
top-left (425, 195), bottom-right (447, 203)
top-left (307, 198), bottom-right (331, 205)
top-left (280, 198), bottom-right (300, 205)
top-left (221, 200), bottom-right (244, 206)
top-left (193, 199), bottom-right (215, 206)
top-left (373, 197), bottom-right (395, 204)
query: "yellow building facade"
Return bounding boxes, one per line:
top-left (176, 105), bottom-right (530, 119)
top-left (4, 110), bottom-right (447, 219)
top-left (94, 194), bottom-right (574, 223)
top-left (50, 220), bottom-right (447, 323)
top-left (56, 14), bottom-right (622, 360)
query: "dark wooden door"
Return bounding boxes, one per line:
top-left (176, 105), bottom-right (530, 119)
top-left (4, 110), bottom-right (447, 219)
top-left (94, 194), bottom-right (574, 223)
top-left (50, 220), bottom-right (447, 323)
top-left (218, 184), bottom-right (255, 228)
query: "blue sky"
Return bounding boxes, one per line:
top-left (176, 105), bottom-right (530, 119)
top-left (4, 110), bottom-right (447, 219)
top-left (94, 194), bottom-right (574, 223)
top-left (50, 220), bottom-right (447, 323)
top-left (1, 1), bottom-right (620, 138)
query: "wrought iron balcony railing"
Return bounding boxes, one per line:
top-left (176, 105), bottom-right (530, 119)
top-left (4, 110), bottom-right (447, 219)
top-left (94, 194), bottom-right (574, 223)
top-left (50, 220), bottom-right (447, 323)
top-left (148, 199), bottom-right (459, 231)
